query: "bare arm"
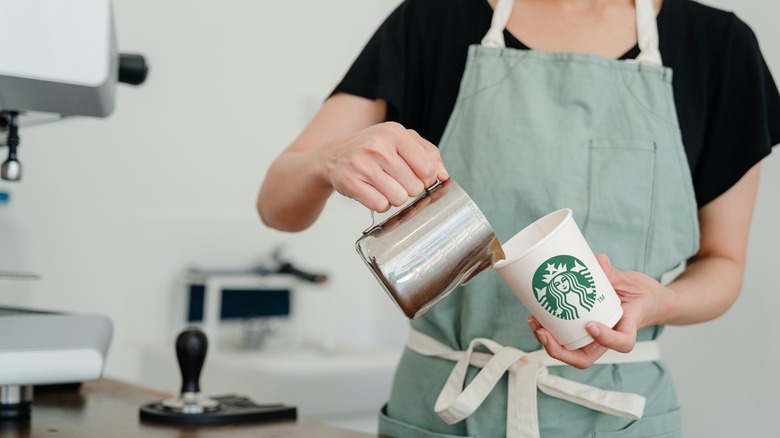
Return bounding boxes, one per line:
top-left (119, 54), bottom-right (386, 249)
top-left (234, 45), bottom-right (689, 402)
top-left (531, 163), bottom-right (762, 368)
top-left (258, 93), bottom-right (449, 232)
top-left (257, 94), bottom-right (385, 231)
top-left (660, 162), bottom-right (761, 324)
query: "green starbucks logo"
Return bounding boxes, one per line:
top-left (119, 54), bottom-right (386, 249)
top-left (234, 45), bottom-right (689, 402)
top-left (532, 255), bottom-right (601, 320)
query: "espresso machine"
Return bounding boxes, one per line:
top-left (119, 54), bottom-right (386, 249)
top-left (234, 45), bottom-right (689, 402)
top-left (0, 0), bottom-right (147, 419)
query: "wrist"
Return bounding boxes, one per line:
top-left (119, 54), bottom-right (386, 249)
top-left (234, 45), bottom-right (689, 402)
top-left (653, 284), bottom-right (683, 326)
top-left (306, 145), bottom-right (335, 190)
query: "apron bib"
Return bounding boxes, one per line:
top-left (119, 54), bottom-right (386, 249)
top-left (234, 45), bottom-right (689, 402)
top-left (381, 0), bottom-right (699, 436)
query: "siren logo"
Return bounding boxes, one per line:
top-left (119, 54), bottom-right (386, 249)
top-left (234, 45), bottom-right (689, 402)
top-left (532, 255), bottom-right (598, 320)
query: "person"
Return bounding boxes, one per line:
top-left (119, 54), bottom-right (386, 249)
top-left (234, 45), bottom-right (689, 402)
top-left (257, 0), bottom-right (780, 436)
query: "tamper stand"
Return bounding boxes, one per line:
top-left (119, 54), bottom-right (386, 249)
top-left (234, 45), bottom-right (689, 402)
top-left (140, 328), bottom-right (296, 425)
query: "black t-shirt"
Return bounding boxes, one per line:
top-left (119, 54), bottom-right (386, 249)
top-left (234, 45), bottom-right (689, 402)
top-left (333, 0), bottom-right (780, 206)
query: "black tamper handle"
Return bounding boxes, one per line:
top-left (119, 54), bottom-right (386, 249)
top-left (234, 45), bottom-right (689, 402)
top-left (175, 328), bottom-right (208, 394)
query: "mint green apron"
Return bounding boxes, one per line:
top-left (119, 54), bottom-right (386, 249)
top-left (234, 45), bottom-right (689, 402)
top-left (378, 0), bottom-right (699, 436)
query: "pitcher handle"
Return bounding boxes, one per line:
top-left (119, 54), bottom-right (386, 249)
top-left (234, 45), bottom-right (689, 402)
top-left (362, 179), bottom-right (443, 234)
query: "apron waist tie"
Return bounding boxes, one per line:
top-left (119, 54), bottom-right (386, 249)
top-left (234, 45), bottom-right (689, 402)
top-left (406, 329), bottom-right (660, 438)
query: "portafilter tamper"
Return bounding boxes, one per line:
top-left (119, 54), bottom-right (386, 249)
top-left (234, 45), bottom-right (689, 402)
top-left (160, 328), bottom-right (220, 414)
top-left (140, 327), bottom-right (296, 425)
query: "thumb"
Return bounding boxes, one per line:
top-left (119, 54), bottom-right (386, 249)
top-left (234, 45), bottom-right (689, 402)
top-left (596, 253), bottom-right (624, 288)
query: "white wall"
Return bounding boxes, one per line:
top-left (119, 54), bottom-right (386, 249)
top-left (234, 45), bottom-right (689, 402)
top-left (0, 0), bottom-right (408, 381)
top-left (0, 0), bottom-right (777, 436)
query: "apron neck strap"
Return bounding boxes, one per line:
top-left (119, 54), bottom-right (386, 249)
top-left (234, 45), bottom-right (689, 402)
top-left (634, 0), bottom-right (663, 65)
top-left (481, 0), bottom-right (663, 66)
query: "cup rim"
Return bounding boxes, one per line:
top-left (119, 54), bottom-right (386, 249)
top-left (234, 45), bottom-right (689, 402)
top-left (493, 208), bottom-right (573, 269)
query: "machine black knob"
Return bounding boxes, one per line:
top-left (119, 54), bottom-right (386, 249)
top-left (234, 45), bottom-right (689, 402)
top-left (175, 328), bottom-right (208, 395)
top-left (118, 53), bottom-right (148, 86)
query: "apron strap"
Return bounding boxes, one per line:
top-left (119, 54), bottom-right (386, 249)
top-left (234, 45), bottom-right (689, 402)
top-left (634, 0), bottom-right (663, 65)
top-left (408, 329), bottom-right (659, 438)
top-left (481, 0), bottom-right (515, 48)
top-left (481, 0), bottom-right (663, 66)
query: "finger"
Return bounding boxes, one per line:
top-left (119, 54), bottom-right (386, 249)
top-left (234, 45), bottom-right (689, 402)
top-left (397, 130), bottom-right (445, 187)
top-left (349, 125), bottom-right (426, 199)
top-left (407, 130), bottom-right (450, 182)
top-left (346, 179), bottom-right (391, 213)
top-left (537, 327), bottom-right (607, 369)
top-left (372, 127), bottom-right (433, 191)
top-left (527, 316), bottom-right (542, 344)
top-left (527, 316), bottom-right (541, 332)
top-left (585, 321), bottom-right (636, 353)
top-left (340, 155), bottom-right (409, 209)
top-left (365, 171), bottom-right (413, 208)
top-left (377, 152), bottom-right (426, 197)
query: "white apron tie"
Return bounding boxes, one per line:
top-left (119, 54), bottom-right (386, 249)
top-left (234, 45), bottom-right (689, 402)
top-left (407, 329), bottom-right (661, 438)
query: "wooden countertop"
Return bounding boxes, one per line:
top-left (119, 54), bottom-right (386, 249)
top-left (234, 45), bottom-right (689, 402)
top-left (0, 379), bottom-right (378, 438)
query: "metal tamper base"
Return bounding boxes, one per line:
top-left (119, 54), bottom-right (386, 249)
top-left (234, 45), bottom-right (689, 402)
top-left (139, 328), bottom-right (296, 425)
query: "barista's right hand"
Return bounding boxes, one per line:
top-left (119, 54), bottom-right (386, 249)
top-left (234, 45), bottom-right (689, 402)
top-left (314, 121), bottom-right (450, 212)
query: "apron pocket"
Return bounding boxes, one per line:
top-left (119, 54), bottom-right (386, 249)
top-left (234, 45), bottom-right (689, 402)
top-left (582, 139), bottom-right (657, 272)
top-left (592, 407), bottom-right (682, 438)
top-left (378, 404), bottom-right (475, 438)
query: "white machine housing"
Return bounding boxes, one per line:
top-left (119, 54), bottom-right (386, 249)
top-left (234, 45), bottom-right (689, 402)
top-left (0, 0), bottom-right (118, 117)
top-left (0, 314), bottom-right (113, 385)
top-left (0, 0), bottom-right (128, 390)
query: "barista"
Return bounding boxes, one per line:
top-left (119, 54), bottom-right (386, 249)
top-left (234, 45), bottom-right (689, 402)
top-left (257, 0), bottom-right (780, 436)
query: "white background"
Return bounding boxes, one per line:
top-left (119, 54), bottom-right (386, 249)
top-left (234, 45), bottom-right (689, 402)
top-left (0, 0), bottom-right (777, 436)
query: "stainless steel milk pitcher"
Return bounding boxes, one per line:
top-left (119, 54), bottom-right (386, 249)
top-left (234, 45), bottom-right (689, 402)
top-left (355, 179), bottom-right (505, 319)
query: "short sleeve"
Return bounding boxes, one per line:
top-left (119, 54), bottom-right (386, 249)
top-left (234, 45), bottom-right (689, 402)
top-left (331, 1), bottom-right (412, 121)
top-left (694, 13), bottom-right (780, 206)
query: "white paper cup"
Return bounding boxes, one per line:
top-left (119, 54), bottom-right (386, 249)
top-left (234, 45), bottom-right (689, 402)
top-left (493, 209), bottom-right (623, 350)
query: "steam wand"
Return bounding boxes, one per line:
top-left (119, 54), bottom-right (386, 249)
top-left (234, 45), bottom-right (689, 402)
top-left (1, 111), bottom-right (21, 181)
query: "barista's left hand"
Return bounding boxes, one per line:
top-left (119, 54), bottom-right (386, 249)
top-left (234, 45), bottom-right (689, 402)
top-left (527, 253), bottom-right (672, 369)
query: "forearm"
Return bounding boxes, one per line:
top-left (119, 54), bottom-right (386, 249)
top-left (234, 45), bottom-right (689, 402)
top-left (659, 254), bottom-right (743, 325)
top-left (257, 147), bottom-right (333, 232)
top-left (657, 162), bottom-right (761, 326)
top-left (257, 95), bottom-right (384, 232)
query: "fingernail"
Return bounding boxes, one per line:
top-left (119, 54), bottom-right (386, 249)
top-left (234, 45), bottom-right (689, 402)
top-left (586, 322), bottom-right (601, 336)
top-left (439, 164), bottom-right (449, 177)
top-left (536, 330), bottom-right (548, 346)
